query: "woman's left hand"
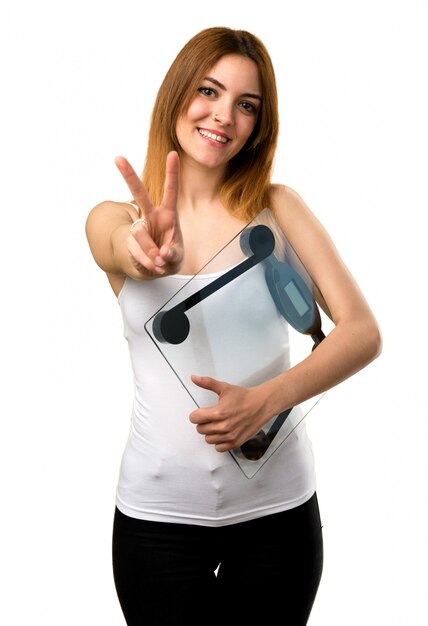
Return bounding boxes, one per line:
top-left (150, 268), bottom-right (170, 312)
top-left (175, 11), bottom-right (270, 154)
top-left (189, 375), bottom-right (271, 452)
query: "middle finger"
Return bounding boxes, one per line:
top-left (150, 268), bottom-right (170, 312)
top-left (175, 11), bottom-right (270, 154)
top-left (114, 156), bottom-right (152, 215)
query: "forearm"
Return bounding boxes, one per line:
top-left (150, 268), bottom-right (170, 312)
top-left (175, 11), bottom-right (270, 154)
top-left (86, 201), bottom-right (155, 280)
top-left (258, 313), bottom-right (382, 419)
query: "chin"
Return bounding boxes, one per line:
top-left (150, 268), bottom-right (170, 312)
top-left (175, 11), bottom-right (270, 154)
top-left (188, 152), bottom-right (229, 171)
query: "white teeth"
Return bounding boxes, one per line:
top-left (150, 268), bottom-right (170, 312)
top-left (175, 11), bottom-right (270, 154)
top-left (198, 129), bottom-right (228, 143)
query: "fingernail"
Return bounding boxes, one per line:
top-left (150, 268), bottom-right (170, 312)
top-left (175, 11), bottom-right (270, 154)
top-left (167, 246), bottom-right (175, 260)
top-left (155, 256), bottom-right (165, 266)
top-left (155, 266), bottom-right (165, 275)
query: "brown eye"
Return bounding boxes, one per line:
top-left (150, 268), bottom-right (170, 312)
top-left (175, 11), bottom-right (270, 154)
top-left (198, 87), bottom-right (217, 97)
top-left (239, 101), bottom-right (258, 114)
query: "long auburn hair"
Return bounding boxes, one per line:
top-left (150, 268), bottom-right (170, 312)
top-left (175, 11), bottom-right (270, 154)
top-left (142, 27), bottom-right (279, 221)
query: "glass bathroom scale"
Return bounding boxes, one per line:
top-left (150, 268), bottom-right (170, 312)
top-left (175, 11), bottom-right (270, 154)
top-left (144, 208), bottom-right (333, 478)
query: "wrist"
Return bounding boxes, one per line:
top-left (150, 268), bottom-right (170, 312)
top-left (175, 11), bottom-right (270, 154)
top-left (255, 374), bottom-right (292, 423)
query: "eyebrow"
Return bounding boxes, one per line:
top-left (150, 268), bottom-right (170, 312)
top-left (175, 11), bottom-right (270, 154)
top-left (203, 76), bottom-right (262, 101)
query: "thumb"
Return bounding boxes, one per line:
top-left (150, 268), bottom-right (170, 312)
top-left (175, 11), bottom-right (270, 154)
top-left (191, 375), bottom-right (227, 396)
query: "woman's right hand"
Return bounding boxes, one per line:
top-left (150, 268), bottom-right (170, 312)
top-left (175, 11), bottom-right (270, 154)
top-left (114, 151), bottom-right (184, 277)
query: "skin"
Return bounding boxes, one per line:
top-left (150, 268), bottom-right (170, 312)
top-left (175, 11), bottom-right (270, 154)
top-left (86, 53), bottom-right (382, 453)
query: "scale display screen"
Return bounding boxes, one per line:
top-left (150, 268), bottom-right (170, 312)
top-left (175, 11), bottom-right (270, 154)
top-left (284, 280), bottom-right (311, 317)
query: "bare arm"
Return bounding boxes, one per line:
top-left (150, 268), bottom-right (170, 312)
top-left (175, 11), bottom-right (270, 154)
top-left (86, 200), bottom-right (141, 278)
top-left (189, 185), bottom-right (382, 451)
top-left (262, 184), bottom-right (382, 409)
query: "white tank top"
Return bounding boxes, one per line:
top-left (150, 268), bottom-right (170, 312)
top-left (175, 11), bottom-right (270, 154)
top-left (115, 270), bottom-right (316, 526)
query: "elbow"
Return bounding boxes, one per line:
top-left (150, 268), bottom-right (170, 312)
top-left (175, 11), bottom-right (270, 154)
top-left (364, 318), bottom-right (383, 364)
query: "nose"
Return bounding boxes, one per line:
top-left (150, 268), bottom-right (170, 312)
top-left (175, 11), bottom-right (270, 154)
top-left (213, 101), bottom-right (234, 126)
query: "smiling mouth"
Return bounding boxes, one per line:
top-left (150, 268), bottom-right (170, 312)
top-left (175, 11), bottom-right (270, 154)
top-left (198, 128), bottom-right (230, 144)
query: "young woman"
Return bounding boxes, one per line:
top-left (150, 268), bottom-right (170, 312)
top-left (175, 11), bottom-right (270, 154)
top-left (86, 27), bottom-right (381, 626)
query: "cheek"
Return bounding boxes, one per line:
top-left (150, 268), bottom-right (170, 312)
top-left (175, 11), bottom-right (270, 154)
top-left (185, 99), bottom-right (211, 122)
top-left (237, 117), bottom-right (257, 145)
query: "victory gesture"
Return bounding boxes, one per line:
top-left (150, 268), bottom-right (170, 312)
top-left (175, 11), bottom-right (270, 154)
top-left (114, 151), bottom-right (184, 277)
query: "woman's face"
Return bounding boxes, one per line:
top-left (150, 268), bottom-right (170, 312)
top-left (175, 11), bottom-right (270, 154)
top-left (176, 54), bottom-right (261, 173)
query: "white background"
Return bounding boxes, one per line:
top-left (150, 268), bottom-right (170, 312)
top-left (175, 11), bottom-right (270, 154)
top-left (1, 0), bottom-right (427, 623)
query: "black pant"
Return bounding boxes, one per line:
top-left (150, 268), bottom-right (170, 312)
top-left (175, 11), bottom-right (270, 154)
top-left (112, 493), bottom-right (323, 626)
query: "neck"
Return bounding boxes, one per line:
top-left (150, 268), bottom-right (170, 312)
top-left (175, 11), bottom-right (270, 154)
top-left (178, 156), bottom-right (226, 212)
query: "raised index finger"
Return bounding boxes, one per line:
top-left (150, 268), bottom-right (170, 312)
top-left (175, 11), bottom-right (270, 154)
top-left (161, 151), bottom-right (180, 210)
top-left (114, 156), bottom-right (152, 214)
